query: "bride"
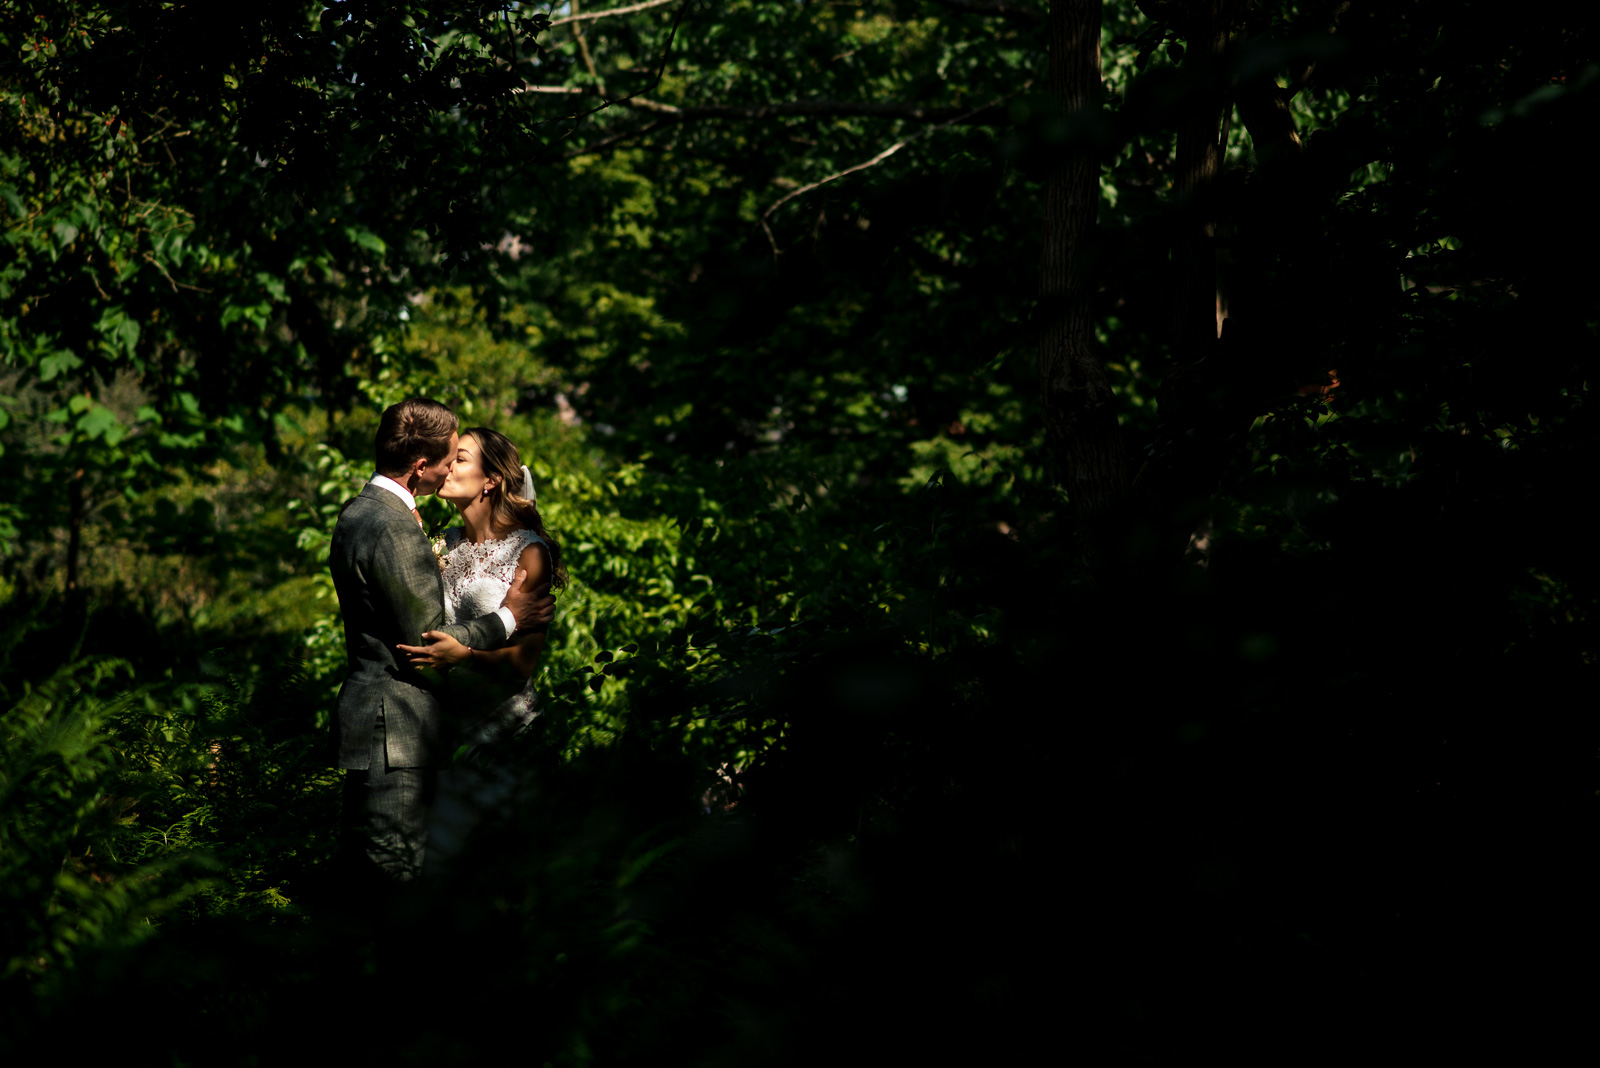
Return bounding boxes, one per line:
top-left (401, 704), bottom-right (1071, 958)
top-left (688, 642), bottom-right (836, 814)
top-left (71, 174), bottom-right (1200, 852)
top-left (396, 426), bottom-right (566, 868)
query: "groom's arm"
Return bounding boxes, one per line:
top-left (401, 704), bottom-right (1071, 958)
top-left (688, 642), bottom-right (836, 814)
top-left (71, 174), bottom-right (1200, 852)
top-left (437, 611), bottom-right (512, 653)
top-left (436, 569), bottom-right (554, 648)
top-left (372, 525), bottom-right (510, 657)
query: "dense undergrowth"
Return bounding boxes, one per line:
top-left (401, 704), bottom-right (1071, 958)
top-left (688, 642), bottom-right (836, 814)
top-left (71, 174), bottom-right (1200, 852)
top-left (4, 368), bottom-right (1595, 1060)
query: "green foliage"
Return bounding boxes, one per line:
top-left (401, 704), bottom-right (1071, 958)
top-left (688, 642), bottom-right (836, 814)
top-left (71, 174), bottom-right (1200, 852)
top-left (0, 648), bottom-right (357, 1059)
top-left (1, 0), bottom-right (1597, 1059)
top-left (0, 660), bottom-right (206, 995)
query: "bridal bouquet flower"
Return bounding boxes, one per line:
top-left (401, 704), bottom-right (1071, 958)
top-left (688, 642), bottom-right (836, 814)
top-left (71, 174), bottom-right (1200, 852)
top-left (430, 534), bottom-right (449, 570)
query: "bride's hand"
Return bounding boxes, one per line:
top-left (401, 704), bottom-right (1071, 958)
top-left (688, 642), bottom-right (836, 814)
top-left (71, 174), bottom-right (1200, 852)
top-left (397, 631), bottom-right (470, 668)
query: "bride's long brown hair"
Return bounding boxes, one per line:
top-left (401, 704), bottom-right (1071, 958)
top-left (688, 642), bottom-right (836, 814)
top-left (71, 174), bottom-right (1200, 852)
top-left (465, 426), bottom-right (568, 590)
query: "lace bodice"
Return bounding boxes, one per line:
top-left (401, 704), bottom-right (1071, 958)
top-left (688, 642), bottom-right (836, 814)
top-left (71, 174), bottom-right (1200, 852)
top-left (441, 527), bottom-right (547, 625)
top-left (439, 526), bottom-right (547, 744)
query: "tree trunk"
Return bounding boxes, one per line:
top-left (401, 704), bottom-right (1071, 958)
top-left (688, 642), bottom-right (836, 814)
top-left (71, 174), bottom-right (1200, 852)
top-left (1038, 0), bottom-right (1124, 518)
top-left (1236, 1), bottom-right (1350, 162)
top-left (1131, 2), bottom-right (1242, 562)
top-left (1171, 1), bottom-right (1233, 362)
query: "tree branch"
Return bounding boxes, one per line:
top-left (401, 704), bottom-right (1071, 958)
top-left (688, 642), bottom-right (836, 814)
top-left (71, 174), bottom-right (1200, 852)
top-left (517, 85), bottom-right (1013, 126)
top-left (758, 88), bottom-right (1029, 255)
top-left (665, 99), bottom-right (1009, 123)
top-left (760, 142), bottom-right (908, 255)
top-left (548, 0), bottom-right (680, 29)
top-left (555, 116), bottom-right (679, 159)
top-left (568, 0), bottom-right (608, 96)
top-left (524, 0), bottom-right (690, 161)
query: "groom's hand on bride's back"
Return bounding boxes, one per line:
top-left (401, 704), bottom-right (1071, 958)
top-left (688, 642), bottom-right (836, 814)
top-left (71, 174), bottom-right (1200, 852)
top-left (502, 569), bottom-right (556, 632)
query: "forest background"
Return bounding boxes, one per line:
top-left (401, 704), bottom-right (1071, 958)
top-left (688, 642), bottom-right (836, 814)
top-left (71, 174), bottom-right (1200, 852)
top-left (1, 1), bottom-right (1595, 1061)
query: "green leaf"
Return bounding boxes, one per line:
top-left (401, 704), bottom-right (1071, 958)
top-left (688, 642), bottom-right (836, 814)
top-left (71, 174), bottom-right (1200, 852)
top-left (115, 316), bottom-right (140, 356)
top-left (53, 221), bottom-right (79, 246)
top-left (76, 406), bottom-right (119, 441)
top-left (96, 308), bottom-right (141, 357)
top-left (345, 227), bottom-right (387, 255)
top-left (158, 431), bottom-right (206, 449)
top-left (221, 303), bottom-right (270, 330)
top-left (38, 350), bottom-right (83, 382)
top-left (253, 272), bottom-right (287, 302)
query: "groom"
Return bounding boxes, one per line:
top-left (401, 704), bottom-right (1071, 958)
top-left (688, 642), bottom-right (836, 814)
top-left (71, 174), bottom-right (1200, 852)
top-left (330, 396), bottom-right (552, 881)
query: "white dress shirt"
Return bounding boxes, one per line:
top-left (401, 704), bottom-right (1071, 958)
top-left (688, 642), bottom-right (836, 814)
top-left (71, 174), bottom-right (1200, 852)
top-left (368, 474), bottom-right (515, 639)
top-left (370, 473), bottom-right (419, 512)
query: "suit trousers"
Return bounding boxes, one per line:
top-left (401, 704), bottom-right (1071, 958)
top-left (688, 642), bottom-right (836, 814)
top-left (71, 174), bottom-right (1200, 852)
top-left (340, 704), bottom-right (436, 882)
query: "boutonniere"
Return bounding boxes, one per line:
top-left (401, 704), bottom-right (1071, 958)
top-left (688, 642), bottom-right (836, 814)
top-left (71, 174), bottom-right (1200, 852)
top-left (430, 533), bottom-right (449, 570)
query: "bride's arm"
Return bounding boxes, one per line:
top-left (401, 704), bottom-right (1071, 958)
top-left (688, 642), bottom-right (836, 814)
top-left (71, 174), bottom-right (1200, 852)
top-left (399, 542), bottom-right (550, 679)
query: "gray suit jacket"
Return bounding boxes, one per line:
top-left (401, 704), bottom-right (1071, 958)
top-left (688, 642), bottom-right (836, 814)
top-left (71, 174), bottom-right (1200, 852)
top-left (329, 484), bottom-right (508, 769)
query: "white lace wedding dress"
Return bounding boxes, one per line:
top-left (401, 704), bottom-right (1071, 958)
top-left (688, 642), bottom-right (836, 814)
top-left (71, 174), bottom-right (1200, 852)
top-left (425, 526), bottom-right (547, 872)
top-left (439, 526), bottom-right (546, 744)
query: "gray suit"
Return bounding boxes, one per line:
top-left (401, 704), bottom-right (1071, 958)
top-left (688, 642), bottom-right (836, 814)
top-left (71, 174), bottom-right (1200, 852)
top-left (329, 483), bottom-right (508, 878)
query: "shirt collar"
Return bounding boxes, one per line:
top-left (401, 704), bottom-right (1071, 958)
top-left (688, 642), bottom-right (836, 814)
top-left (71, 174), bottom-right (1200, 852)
top-left (369, 474), bottom-right (417, 512)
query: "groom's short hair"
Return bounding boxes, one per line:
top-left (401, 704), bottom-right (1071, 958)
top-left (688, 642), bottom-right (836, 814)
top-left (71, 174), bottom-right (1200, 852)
top-left (375, 397), bottom-right (458, 475)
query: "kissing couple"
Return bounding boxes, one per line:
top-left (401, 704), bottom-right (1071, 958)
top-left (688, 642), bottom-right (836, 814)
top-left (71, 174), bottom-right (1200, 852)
top-left (329, 396), bottom-right (567, 882)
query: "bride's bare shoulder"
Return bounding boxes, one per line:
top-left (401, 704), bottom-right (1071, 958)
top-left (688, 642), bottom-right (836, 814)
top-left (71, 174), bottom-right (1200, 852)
top-left (515, 535), bottom-right (550, 582)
